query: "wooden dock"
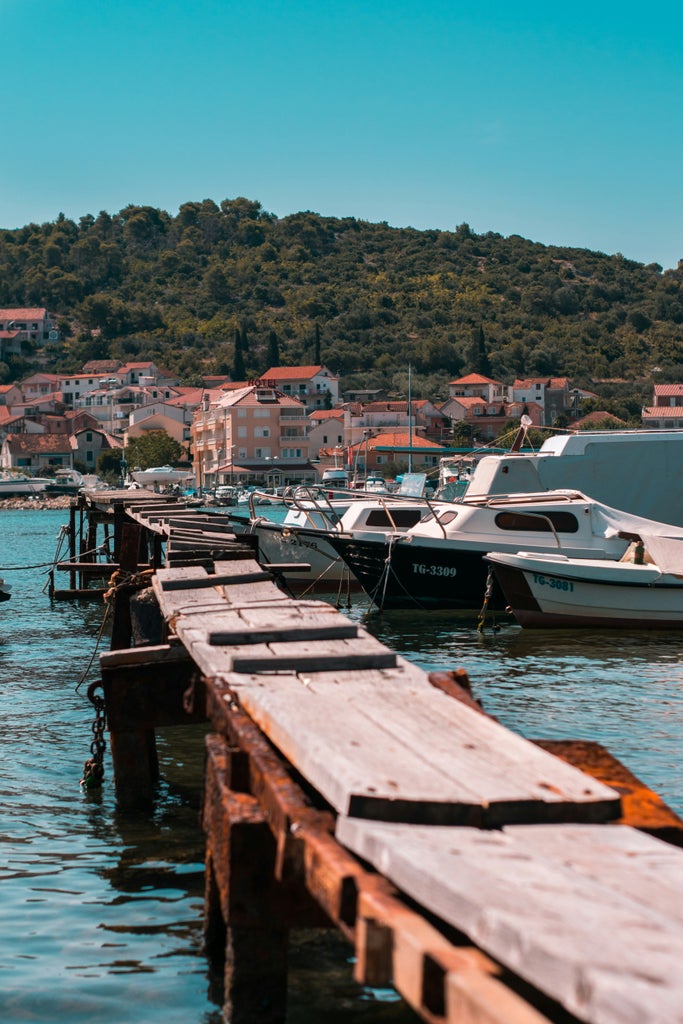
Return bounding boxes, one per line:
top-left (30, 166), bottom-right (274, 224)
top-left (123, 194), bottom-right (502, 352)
top-left (92, 496), bottom-right (683, 1024)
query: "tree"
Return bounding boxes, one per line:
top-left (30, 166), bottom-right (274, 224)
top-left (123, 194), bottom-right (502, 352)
top-left (267, 330), bottom-right (280, 367)
top-left (314, 322), bottom-right (321, 363)
top-left (470, 324), bottom-right (492, 377)
top-left (233, 329), bottom-right (246, 380)
top-left (125, 430), bottom-right (185, 470)
top-left (96, 448), bottom-right (123, 484)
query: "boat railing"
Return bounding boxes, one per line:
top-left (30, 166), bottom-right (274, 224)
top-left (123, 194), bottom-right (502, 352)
top-left (481, 490), bottom-right (584, 507)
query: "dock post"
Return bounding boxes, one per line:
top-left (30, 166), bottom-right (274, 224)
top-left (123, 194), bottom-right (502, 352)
top-left (68, 502), bottom-right (77, 593)
top-left (204, 735), bottom-right (288, 1024)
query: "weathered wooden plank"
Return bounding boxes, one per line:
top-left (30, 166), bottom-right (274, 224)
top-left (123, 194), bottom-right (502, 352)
top-left (175, 604), bottom-right (359, 646)
top-left (160, 569), bottom-right (273, 590)
top-left (336, 818), bottom-right (683, 1024)
top-left (534, 739), bottom-right (683, 844)
top-left (212, 676), bottom-right (477, 822)
top-left (99, 643), bottom-right (190, 669)
top-left (191, 634), bottom-right (396, 675)
top-left (208, 672), bottom-right (610, 825)
top-left (313, 675), bottom-right (618, 822)
top-left (219, 666), bottom-right (618, 824)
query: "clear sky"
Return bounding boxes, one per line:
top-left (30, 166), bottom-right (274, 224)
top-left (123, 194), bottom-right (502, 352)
top-left (3, 0), bottom-right (682, 268)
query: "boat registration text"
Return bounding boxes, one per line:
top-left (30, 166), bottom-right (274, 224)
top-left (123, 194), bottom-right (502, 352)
top-left (532, 573), bottom-right (574, 592)
top-left (412, 563), bottom-right (457, 577)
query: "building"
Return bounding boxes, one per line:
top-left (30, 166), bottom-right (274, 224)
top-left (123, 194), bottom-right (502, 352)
top-left (261, 365), bottom-right (340, 412)
top-left (1, 433), bottom-right (73, 472)
top-left (0, 307), bottom-right (58, 360)
top-left (72, 427), bottom-right (123, 472)
top-left (509, 377), bottom-right (576, 425)
top-left (306, 410), bottom-right (345, 458)
top-left (642, 384), bottom-right (683, 428)
top-left (447, 373), bottom-right (506, 403)
top-left (345, 430), bottom-right (448, 478)
top-left (191, 383), bottom-right (315, 490)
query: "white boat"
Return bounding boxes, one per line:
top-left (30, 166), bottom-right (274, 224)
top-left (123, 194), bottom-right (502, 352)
top-left (0, 471), bottom-right (50, 497)
top-left (323, 490), bottom-right (683, 610)
top-left (44, 469), bottom-right (88, 495)
top-left (229, 494), bottom-right (435, 591)
top-left (131, 466), bottom-right (194, 487)
top-left (486, 539), bottom-right (683, 629)
top-left (462, 428), bottom-right (683, 526)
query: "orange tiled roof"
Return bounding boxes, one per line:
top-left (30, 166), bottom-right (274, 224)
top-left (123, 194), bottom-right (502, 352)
top-left (350, 431), bottom-right (447, 451)
top-left (4, 433), bottom-right (73, 453)
top-left (263, 365), bottom-right (331, 380)
top-left (0, 307), bottom-right (49, 320)
top-left (449, 373), bottom-right (501, 385)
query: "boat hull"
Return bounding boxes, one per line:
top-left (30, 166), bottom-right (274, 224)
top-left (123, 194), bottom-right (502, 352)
top-left (326, 534), bottom-right (505, 610)
top-left (229, 517), bottom-right (356, 589)
top-left (488, 553), bottom-right (683, 629)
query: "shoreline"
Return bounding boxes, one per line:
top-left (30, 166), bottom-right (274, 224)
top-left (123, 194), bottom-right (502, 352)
top-left (0, 495), bottom-right (75, 511)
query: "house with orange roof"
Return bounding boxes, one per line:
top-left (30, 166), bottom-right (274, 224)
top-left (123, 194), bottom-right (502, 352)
top-left (447, 373), bottom-right (506, 403)
top-left (573, 411), bottom-right (628, 429)
top-left (344, 430), bottom-right (448, 477)
top-left (19, 373), bottom-right (63, 402)
top-left (191, 383), bottom-right (316, 490)
top-left (262, 365), bottom-right (339, 412)
top-left (440, 394), bottom-right (544, 441)
top-left (0, 307), bottom-right (58, 359)
top-left (642, 383), bottom-right (683, 428)
top-left (0, 384), bottom-right (22, 408)
top-left (1, 432), bottom-right (73, 472)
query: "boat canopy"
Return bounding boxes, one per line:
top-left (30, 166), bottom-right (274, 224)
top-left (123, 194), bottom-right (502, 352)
top-left (591, 503), bottom-right (683, 574)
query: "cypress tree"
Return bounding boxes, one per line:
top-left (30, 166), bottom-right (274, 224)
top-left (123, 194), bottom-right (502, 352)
top-left (267, 330), bottom-right (280, 367)
top-left (314, 323), bottom-right (321, 364)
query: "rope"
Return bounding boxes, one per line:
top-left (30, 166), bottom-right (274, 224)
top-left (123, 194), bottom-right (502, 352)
top-left (74, 603), bottom-right (112, 692)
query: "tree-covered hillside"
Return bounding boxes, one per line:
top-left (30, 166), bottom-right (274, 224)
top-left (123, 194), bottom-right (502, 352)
top-left (1, 197), bottom-right (681, 401)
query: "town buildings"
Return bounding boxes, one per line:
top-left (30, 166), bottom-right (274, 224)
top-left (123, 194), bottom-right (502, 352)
top-left (0, 311), bottom-right (675, 487)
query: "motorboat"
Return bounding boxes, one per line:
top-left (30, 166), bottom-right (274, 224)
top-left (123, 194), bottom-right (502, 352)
top-left (131, 466), bottom-right (194, 488)
top-left (0, 576), bottom-right (11, 602)
top-left (228, 492), bottom-right (439, 591)
top-left (461, 427), bottom-right (683, 526)
top-left (0, 471), bottom-right (51, 497)
top-left (44, 468), bottom-right (88, 495)
top-left (486, 537), bottom-right (683, 629)
top-left (321, 490), bottom-right (683, 611)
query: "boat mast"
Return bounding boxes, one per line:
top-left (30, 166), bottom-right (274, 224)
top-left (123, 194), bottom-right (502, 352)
top-left (408, 364), bottom-right (413, 473)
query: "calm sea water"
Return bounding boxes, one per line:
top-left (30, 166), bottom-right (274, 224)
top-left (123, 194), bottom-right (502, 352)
top-left (2, 507), bottom-right (683, 1023)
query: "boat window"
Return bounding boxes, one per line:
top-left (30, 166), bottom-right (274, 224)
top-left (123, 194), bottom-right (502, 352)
top-left (365, 508), bottom-right (424, 528)
top-left (419, 509), bottom-right (459, 525)
top-left (434, 510), bottom-right (459, 525)
top-left (495, 511), bottom-right (579, 533)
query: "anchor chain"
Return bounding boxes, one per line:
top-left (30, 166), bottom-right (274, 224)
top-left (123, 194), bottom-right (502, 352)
top-left (80, 682), bottom-right (107, 790)
top-left (477, 566), bottom-right (499, 633)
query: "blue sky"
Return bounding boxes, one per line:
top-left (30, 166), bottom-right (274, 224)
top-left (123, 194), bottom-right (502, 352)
top-left (3, 0), bottom-right (682, 268)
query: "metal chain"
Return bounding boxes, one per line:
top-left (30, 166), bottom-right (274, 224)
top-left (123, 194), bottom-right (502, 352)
top-left (80, 682), bottom-right (107, 790)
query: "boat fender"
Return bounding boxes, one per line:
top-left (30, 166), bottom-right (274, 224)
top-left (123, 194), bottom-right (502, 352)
top-left (282, 528), bottom-right (291, 538)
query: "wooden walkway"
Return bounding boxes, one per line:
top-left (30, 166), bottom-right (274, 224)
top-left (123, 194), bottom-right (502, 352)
top-left (95, 498), bottom-right (683, 1024)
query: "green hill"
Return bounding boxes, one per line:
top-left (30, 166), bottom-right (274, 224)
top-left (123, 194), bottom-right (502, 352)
top-left (1, 198), bottom-right (681, 404)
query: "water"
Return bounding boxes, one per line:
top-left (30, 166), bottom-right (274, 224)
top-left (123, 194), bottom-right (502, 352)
top-left (2, 508), bottom-right (683, 1023)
